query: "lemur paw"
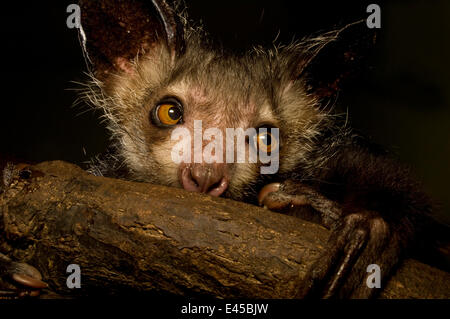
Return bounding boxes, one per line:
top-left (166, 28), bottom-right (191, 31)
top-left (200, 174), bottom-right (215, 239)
top-left (258, 182), bottom-right (310, 210)
top-left (0, 252), bottom-right (47, 299)
top-left (297, 212), bottom-right (400, 298)
top-left (258, 181), bottom-right (399, 298)
top-left (258, 180), bottom-right (342, 227)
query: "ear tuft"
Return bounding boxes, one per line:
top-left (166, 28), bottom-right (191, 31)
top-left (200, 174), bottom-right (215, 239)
top-left (296, 20), bottom-right (377, 100)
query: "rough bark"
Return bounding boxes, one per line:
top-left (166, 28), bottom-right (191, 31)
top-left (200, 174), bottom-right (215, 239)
top-left (0, 161), bottom-right (449, 298)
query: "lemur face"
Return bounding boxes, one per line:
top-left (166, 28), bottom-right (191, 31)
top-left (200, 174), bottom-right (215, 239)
top-left (80, 0), bottom-right (369, 200)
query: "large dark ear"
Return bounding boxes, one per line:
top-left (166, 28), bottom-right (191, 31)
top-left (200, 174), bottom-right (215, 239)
top-left (295, 20), bottom-right (377, 99)
top-left (78, 0), bottom-right (185, 79)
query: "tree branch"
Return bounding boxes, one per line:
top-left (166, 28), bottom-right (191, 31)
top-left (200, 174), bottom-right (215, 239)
top-left (0, 161), bottom-right (449, 298)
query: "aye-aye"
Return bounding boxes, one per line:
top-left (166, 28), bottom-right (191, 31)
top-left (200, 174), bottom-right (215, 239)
top-left (1, 0), bottom-right (448, 298)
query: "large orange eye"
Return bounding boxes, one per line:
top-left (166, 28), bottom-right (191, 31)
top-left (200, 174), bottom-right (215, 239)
top-left (256, 131), bottom-right (277, 154)
top-left (154, 102), bottom-right (183, 126)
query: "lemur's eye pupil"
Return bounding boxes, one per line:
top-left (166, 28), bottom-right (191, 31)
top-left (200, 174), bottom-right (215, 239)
top-left (261, 134), bottom-right (271, 146)
top-left (255, 129), bottom-right (278, 154)
top-left (168, 107), bottom-right (182, 120)
top-left (258, 133), bottom-right (272, 151)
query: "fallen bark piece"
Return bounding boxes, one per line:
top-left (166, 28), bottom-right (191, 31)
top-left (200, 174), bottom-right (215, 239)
top-left (0, 161), bottom-right (449, 298)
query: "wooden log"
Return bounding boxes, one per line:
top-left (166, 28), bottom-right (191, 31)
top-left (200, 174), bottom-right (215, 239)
top-left (0, 161), bottom-right (449, 298)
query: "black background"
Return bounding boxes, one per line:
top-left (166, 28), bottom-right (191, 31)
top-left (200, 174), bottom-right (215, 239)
top-left (0, 0), bottom-right (449, 224)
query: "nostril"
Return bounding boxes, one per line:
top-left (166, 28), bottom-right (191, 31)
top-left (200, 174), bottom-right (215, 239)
top-left (207, 176), bottom-right (229, 197)
top-left (209, 180), bottom-right (222, 191)
top-left (180, 165), bottom-right (201, 192)
top-left (191, 173), bottom-right (207, 193)
top-left (191, 173), bottom-right (200, 188)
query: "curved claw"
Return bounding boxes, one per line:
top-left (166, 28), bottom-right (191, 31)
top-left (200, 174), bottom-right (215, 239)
top-left (258, 183), bottom-right (280, 206)
top-left (258, 182), bottom-right (311, 213)
top-left (9, 261), bottom-right (48, 290)
top-left (1, 253), bottom-right (47, 297)
top-left (12, 273), bottom-right (47, 289)
top-left (323, 228), bottom-right (368, 298)
top-left (298, 212), bottom-right (396, 299)
top-left (8, 259), bottom-right (47, 288)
